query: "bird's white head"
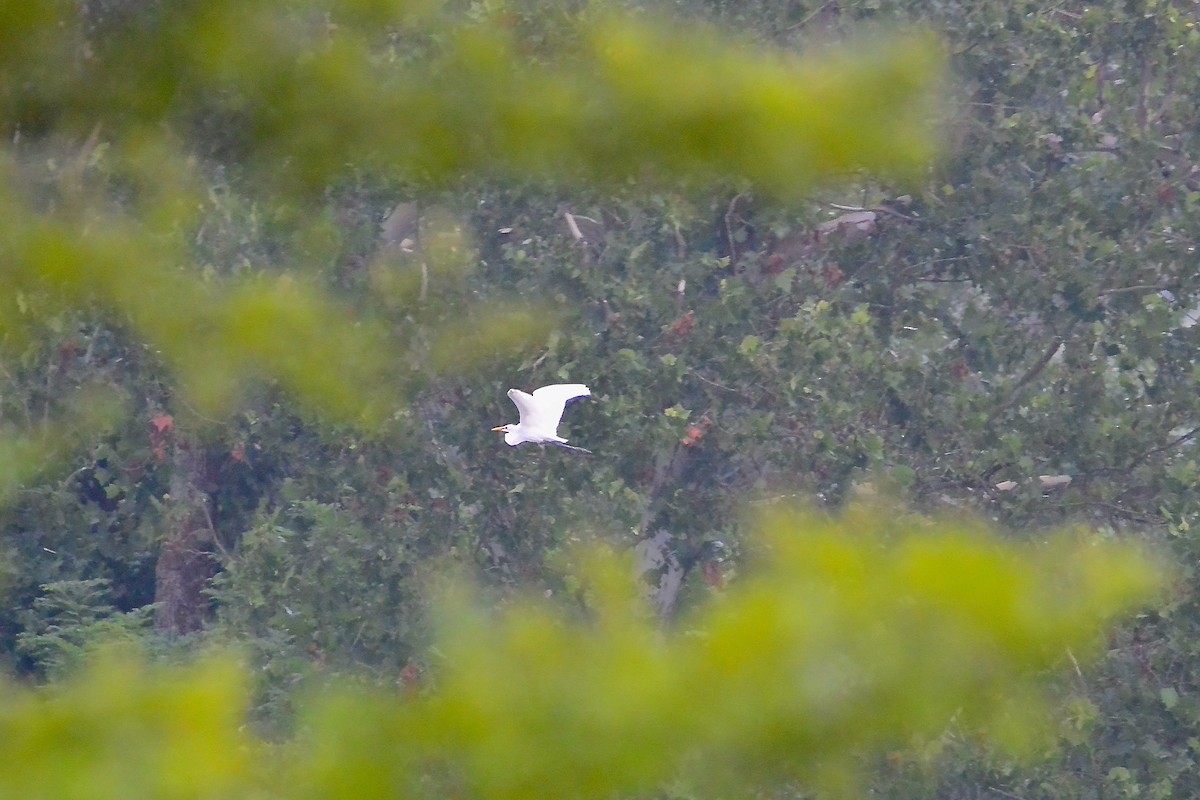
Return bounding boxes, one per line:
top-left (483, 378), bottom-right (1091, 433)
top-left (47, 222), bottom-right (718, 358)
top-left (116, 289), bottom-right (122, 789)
top-left (491, 424), bottom-right (521, 446)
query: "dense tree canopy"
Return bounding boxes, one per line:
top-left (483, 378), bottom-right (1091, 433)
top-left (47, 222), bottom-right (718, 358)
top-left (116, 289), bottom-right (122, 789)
top-left (3, 0), bottom-right (1199, 798)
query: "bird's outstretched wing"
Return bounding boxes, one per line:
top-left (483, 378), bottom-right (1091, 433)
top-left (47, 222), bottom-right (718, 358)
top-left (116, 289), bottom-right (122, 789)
top-left (531, 384), bottom-right (590, 430)
top-left (506, 389), bottom-right (537, 425)
top-left (508, 384), bottom-right (590, 432)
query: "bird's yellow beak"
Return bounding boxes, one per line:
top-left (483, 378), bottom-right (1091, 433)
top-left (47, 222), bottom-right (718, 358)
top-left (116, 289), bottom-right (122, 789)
top-left (491, 426), bottom-right (505, 432)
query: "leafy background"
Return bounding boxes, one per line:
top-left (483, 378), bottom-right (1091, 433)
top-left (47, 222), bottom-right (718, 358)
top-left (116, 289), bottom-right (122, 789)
top-left (3, 0), bottom-right (1200, 798)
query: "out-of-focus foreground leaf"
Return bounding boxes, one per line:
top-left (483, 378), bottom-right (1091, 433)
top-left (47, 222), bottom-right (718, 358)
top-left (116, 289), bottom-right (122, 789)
top-left (0, 506), bottom-right (1159, 800)
top-left (0, 0), bottom-right (943, 493)
top-left (0, 1), bottom-right (942, 196)
top-left (0, 652), bottom-right (251, 800)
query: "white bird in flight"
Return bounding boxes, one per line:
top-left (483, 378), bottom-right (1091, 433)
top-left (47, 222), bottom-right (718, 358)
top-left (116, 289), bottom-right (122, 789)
top-left (492, 384), bottom-right (592, 453)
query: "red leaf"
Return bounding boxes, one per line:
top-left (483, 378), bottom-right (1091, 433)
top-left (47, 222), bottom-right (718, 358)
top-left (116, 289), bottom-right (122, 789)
top-left (400, 660), bottom-right (423, 696)
top-left (150, 414), bottom-right (174, 433)
top-left (681, 425), bottom-right (705, 446)
top-left (703, 561), bottom-right (724, 590)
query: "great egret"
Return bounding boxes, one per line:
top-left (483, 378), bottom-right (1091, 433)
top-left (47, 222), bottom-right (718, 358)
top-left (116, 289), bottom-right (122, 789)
top-left (492, 384), bottom-right (592, 453)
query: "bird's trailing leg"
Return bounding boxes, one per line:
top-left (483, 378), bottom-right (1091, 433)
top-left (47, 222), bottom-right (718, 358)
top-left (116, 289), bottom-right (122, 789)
top-left (551, 441), bottom-right (593, 454)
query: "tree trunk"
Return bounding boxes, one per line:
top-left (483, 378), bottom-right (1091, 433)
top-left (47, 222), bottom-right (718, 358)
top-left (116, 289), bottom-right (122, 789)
top-left (154, 438), bottom-right (216, 635)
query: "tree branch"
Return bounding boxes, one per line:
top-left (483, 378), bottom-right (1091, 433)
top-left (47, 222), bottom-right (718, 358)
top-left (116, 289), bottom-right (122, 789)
top-left (985, 336), bottom-right (1064, 427)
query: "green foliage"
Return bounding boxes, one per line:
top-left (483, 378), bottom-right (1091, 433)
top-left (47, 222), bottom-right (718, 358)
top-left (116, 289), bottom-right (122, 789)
top-left (0, 506), bottom-right (1161, 800)
top-left (0, 387), bottom-right (126, 505)
top-left (4, 0), bottom-right (1200, 798)
top-left (209, 499), bottom-right (427, 723)
top-left (389, 506), bottom-right (1157, 800)
top-left (15, 578), bottom-right (153, 680)
top-left (0, 1), bottom-right (941, 195)
top-left (0, 650), bottom-right (252, 800)
top-left (0, 0), bottom-right (942, 492)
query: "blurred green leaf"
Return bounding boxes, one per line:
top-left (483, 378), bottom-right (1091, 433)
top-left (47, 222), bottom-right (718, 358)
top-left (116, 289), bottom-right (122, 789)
top-left (1, 504), bottom-right (1159, 800)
